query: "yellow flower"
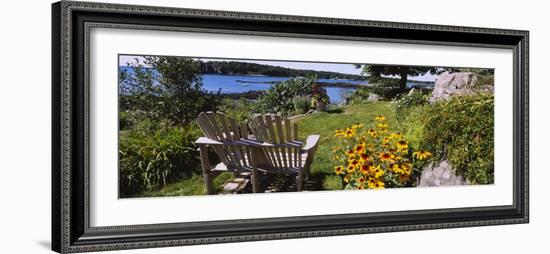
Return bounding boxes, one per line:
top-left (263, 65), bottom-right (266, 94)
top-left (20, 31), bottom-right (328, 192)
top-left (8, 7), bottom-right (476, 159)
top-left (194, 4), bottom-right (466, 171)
top-left (349, 159), bottom-right (360, 167)
top-left (373, 180), bottom-right (385, 189)
top-left (360, 164), bottom-right (370, 174)
top-left (347, 165), bottom-right (356, 173)
top-left (375, 115), bottom-right (386, 122)
top-left (390, 132), bottom-right (404, 140)
top-left (333, 155), bottom-right (341, 160)
top-left (378, 152), bottom-right (394, 162)
top-left (355, 145), bottom-right (364, 153)
top-left (396, 140), bottom-right (408, 150)
top-left (359, 153), bottom-right (369, 162)
top-left (367, 128), bottom-right (377, 137)
top-left (377, 122), bottom-right (388, 129)
top-left (352, 122), bottom-right (364, 129)
top-left (373, 166), bottom-right (385, 178)
top-left (367, 178), bottom-right (376, 189)
top-left (413, 150), bottom-right (432, 160)
top-left (357, 177), bottom-right (366, 185)
top-left (334, 166), bottom-right (344, 175)
top-left (402, 163), bottom-right (412, 174)
top-left (391, 164), bottom-right (403, 174)
top-left (344, 174), bottom-right (352, 183)
top-left (357, 185), bottom-right (366, 190)
top-left (347, 149), bottom-right (356, 157)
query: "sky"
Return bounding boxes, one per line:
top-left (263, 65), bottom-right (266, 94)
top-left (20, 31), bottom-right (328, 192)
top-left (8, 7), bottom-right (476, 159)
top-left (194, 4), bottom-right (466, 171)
top-left (118, 55), bottom-right (438, 81)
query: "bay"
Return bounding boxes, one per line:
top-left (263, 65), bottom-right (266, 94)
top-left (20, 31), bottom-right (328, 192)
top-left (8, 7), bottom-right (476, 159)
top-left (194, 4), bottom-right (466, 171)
top-left (119, 67), bottom-right (432, 104)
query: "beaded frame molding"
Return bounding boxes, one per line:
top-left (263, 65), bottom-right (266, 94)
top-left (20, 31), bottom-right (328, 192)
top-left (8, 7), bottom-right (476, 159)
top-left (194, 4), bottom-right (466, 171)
top-left (52, 1), bottom-right (529, 253)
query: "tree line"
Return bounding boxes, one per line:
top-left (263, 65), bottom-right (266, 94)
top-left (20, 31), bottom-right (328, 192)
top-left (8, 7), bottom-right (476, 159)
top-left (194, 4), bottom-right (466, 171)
top-left (199, 60), bottom-right (368, 80)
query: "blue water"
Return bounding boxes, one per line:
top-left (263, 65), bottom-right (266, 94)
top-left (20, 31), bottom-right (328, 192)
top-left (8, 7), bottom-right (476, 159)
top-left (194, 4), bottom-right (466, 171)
top-left (120, 67), bottom-right (432, 104)
top-left (201, 74), bottom-right (364, 103)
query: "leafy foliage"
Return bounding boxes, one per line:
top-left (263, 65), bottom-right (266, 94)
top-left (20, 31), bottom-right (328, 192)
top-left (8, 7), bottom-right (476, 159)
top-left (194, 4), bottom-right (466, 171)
top-left (347, 88), bottom-right (370, 105)
top-left (473, 74), bottom-right (495, 89)
top-left (310, 84), bottom-right (329, 104)
top-left (331, 116), bottom-right (430, 190)
top-left (393, 91), bottom-right (429, 124)
top-left (256, 76), bottom-right (316, 115)
top-left (119, 123), bottom-right (202, 197)
top-left (218, 98), bottom-right (255, 122)
top-left (358, 64), bottom-right (441, 89)
top-left (293, 96), bottom-right (311, 115)
top-left (367, 78), bottom-right (407, 100)
top-left (417, 93), bottom-right (494, 184)
top-left (121, 56), bottom-right (222, 125)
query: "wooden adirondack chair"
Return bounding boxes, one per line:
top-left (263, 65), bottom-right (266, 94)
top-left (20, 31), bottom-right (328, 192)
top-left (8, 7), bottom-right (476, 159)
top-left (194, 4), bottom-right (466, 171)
top-left (248, 114), bottom-right (320, 192)
top-left (196, 112), bottom-right (320, 194)
top-left (195, 112), bottom-right (259, 194)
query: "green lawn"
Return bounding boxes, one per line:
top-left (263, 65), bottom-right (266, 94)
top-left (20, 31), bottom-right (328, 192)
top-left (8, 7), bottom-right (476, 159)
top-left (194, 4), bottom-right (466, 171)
top-left (135, 172), bottom-right (234, 198)
top-left (293, 102), bottom-right (397, 189)
top-left (132, 102), bottom-right (397, 197)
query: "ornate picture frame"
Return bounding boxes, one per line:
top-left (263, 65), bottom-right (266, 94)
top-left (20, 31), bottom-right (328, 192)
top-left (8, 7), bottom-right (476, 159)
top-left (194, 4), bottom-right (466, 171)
top-left (52, 1), bottom-right (529, 253)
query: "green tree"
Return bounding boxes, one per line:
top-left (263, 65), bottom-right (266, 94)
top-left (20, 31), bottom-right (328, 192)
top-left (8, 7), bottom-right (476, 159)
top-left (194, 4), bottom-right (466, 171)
top-left (256, 75), bottom-right (316, 115)
top-left (123, 56), bottom-right (221, 125)
top-left (356, 64), bottom-right (439, 90)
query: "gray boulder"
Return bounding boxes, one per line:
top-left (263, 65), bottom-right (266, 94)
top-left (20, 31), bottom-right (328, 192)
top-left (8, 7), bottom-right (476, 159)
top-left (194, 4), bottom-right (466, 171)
top-left (418, 160), bottom-right (468, 187)
top-left (367, 93), bottom-right (380, 102)
top-left (429, 72), bottom-right (491, 102)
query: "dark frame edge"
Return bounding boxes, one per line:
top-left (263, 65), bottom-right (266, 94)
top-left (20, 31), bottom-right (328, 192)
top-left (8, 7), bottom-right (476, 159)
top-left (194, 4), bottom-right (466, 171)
top-left (53, 1), bottom-right (530, 253)
top-left (52, 1), bottom-right (62, 253)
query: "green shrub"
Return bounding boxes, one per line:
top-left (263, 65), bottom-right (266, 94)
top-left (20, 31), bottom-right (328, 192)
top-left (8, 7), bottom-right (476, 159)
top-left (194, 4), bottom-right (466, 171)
top-left (368, 79), bottom-right (407, 100)
top-left (219, 98), bottom-right (255, 122)
top-left (393, 91), bottom-right (429, 124)
top-left (311, 84), bottom-right (329, 105)
top-left (417, 93), bottom-right (494, 184)
top-left (293, 96), bottom-right (311, 114)
top-left (473, 74), bottom-right (494, 89)
top-left (119, 124), bottom-right (202, 197)
top-left (400, 105), bottom-right (428, 150)
top-left (256, 76), bottom-right (315, 115)
top-left (347, 88), bottom-right (370, 105)
top-left (323, 174), bottom-right (343, 190)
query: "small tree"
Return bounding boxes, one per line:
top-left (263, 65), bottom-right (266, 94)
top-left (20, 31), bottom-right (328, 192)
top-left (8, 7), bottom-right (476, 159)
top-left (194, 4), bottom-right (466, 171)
top-left (355, 64), bottom-right (440, 90)
top-left (256, 75), bottom-right (316, 115)
top-left (122, 56), bottom-right (221, 125)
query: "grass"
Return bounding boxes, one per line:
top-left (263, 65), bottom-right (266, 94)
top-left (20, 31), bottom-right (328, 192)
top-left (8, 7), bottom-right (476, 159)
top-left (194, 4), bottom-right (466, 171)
top-left (135, 172), bottom-right (234, 198)
top-left (132, 101), bottom-right (396, 197)
top-left (294, 102), bottom-right (396, 190)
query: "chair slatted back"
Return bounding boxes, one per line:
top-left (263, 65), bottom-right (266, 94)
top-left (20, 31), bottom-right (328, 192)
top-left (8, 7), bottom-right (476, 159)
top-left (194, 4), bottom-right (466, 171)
top-left (249, 114), bottom-right (302, 170)
top-left (196, 112), bottom-right (251, 169)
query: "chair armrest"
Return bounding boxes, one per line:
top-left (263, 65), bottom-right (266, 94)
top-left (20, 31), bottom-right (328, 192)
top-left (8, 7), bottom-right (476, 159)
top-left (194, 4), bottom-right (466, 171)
top-left (195, 137), bottom-right (249, 146)
top-left (195, 137), bottom-right (223, 145)
top-left (241, 139), bottom-right (303, 148)
top-left (301, 135), bottom-right (320, 152)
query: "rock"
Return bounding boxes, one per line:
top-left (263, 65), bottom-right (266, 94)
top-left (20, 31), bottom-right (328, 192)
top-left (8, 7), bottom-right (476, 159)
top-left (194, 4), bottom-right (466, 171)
top-left (223, 183), bottom-right (240, 192)
top-left (222, 178), bottom-right (250, 193)
top-left (428, 72), bottom-right (492, 102)
top-left (367, 93), bottom-right (380, 102)
top-left (418, 160), bottom-right (469, 187)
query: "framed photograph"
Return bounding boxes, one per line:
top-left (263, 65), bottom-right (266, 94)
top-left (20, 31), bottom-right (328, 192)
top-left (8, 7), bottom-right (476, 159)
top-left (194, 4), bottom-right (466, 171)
top-left (52, 1), bottom-right (529, 253)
